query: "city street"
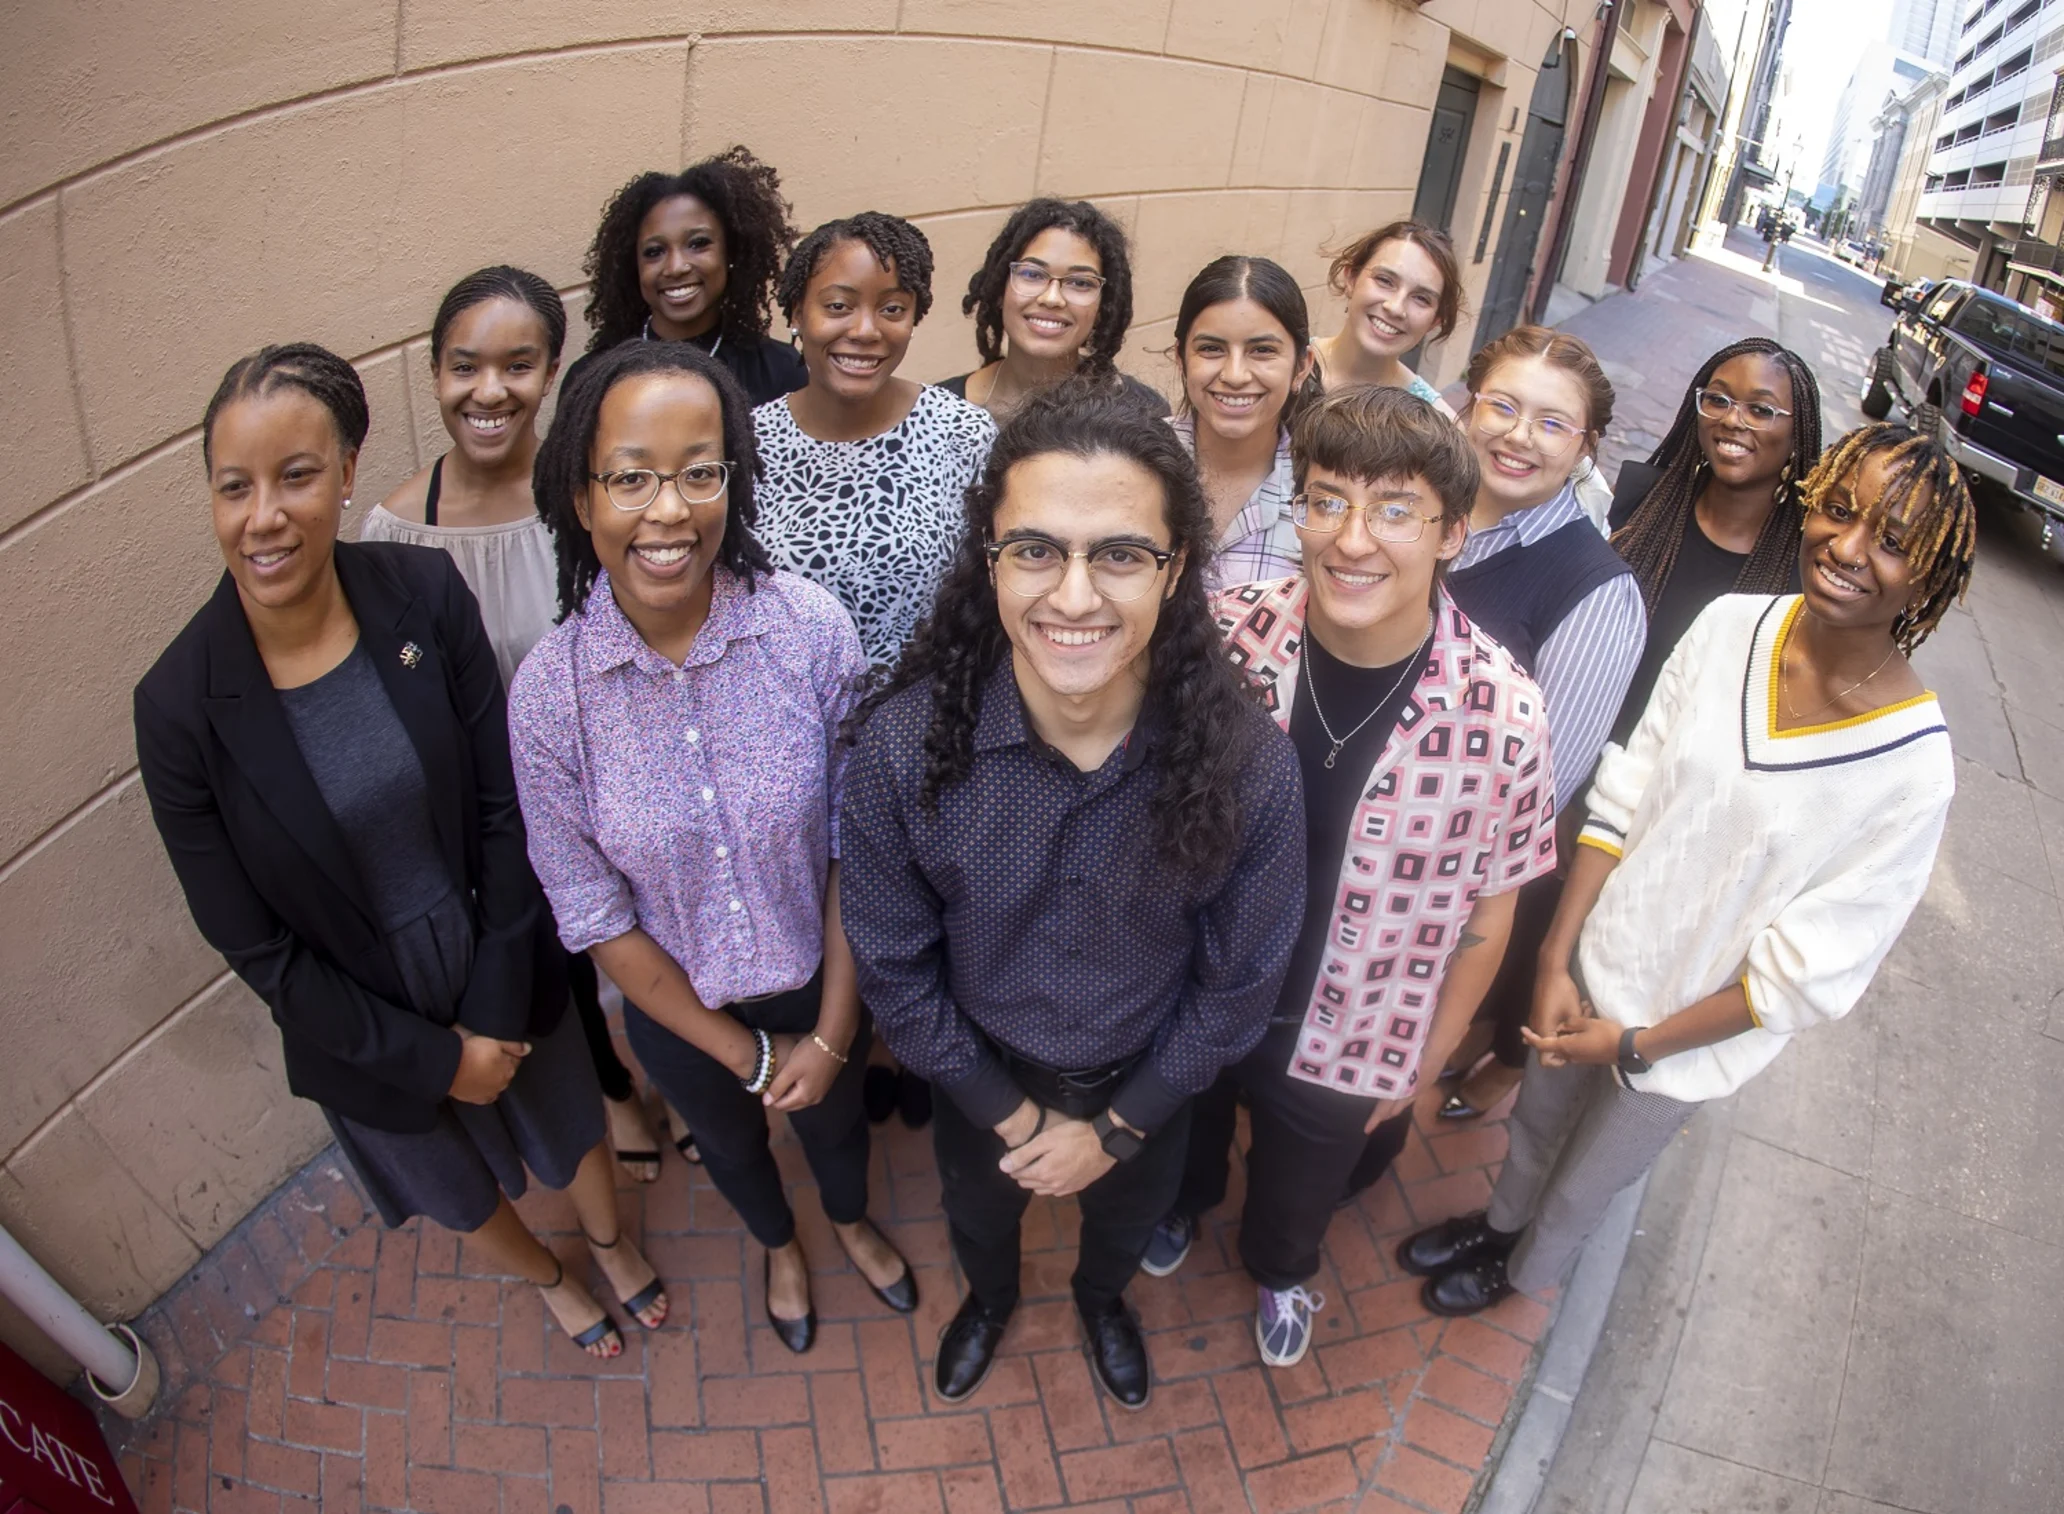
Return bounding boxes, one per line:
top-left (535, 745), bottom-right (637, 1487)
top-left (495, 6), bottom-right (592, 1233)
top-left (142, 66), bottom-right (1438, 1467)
top-left (1534, 230), bottom-right (2064, 1514)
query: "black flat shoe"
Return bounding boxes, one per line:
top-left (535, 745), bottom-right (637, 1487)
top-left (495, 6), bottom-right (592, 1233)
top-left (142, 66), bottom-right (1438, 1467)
top-left (1423, 1257), bottom-right (1514, 1318)
top-left (864, 1065), bottom-right (899, 1124)
top-left (1079, 1298), bottom-right (1151, 1411)
top-left (935, 1294), bottom-right (1011, 1402)
top-left (1397, 1211), bottom-right (1517, 1278)
top-left (897, 1070), bottom-right (933, 1130)
top-left (763, 1252), bottom-right (816, 1355)
top-left (846, 1220), bottom-right (918, 1314)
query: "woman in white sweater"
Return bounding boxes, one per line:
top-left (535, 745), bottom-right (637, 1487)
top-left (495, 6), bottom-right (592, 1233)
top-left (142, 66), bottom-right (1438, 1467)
top-left (1395, 422), bottom-right (1978, 1315)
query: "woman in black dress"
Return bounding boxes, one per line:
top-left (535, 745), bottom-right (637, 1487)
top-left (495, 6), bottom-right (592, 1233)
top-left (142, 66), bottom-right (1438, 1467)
top-left (562, 145), bottom-right (807, 407)
top-left (134, 344), bottom-right (665, 1360)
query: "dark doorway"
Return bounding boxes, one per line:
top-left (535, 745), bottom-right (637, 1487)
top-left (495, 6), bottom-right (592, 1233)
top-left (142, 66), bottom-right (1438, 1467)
top-left (1414, 67), bottom-right (1481, 233)
top-left (1477, 36), bottom-right (1577, 347)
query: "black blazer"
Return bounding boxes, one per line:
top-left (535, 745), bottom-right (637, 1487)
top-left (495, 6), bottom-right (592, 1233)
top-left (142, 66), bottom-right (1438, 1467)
top-left (134, 540), bottom-right (567, 1133)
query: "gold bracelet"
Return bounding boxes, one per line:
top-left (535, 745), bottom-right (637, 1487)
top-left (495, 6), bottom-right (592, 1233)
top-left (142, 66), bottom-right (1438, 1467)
top-left (809, 1033), bottom-right (849, 1065)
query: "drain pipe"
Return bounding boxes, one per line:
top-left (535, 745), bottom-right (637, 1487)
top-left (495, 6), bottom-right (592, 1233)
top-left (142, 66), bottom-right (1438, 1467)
top-left (0, 1224), bottom-right (159, 1419)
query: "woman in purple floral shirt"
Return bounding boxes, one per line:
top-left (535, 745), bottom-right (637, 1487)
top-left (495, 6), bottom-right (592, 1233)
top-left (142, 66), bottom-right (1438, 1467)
top-left (509, 342), bottom-right (915, 1354)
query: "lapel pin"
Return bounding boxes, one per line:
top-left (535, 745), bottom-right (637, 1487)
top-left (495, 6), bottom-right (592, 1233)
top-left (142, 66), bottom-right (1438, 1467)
top-left (399, 642), bottom-right (422, 669)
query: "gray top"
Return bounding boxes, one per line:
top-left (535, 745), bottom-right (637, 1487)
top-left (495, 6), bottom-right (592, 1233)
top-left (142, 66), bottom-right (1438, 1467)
top-left (279, 640), bottom-right (474, 1020)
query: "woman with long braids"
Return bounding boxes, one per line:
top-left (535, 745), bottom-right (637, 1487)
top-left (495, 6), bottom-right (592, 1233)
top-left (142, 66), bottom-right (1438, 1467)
top-left (137, 344), bottom-right (664, 1360)
top-left (1604, 338), bottom-right (1824, 746)
top-left (562, 146), bottom-right (806, 407)
top-left (509, 341), bottom-right (915, 1355)
top-left (754, 211), bottom-right (997, 671)
top-left (1401, 423), bottom-right (1973, 1316)
top-left (943, 198), bottom-right (1166, 421)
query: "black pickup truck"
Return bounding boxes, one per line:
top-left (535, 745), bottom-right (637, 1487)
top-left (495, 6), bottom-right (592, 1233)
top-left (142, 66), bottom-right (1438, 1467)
top-left (1865, 278), bottom-right (2064, 549)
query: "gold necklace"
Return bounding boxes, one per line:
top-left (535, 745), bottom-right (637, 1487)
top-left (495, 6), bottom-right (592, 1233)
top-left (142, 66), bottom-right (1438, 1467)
top-left (1780, 641), bottom-right (1897, 723)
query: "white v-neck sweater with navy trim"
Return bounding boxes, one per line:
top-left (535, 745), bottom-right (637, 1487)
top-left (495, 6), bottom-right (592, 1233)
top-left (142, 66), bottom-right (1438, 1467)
top-left (1575, 593), bottom-right (1953, 1104)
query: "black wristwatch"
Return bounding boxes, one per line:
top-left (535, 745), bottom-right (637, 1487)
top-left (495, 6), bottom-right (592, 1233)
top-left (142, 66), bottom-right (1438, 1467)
top-left (1092, 1110), bottom-right (1145, 1162)
top-left (1617, 1027), bottom-right (1653, 1078)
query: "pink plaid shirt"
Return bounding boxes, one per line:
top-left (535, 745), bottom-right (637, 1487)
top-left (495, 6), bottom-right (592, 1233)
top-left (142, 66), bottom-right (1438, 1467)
top-left (1214, 578), bottom-right (1558, 1096)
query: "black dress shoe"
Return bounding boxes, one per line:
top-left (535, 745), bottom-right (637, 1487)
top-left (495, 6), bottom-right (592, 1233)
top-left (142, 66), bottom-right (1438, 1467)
top-left (935, 1294), bottom-right (1011, 1402)
top-left (1423, 1257), bottom-right (1514, 1317)
top-left (1079, 1298), bottom-right (1151, 1411)
top-left (1397, 1211), bottom-right (1518, 1278)
top-left (764, 1253), bottom-right (816, 1355)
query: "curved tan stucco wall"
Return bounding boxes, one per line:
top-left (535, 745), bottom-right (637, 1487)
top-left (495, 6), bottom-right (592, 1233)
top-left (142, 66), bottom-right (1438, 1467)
top-left (0, 0), bottom-right (1581, 1365)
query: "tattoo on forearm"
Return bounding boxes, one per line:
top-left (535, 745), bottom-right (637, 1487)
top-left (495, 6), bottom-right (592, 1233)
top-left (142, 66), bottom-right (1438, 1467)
top-left (1459, 930), bottom-right (1486, 949)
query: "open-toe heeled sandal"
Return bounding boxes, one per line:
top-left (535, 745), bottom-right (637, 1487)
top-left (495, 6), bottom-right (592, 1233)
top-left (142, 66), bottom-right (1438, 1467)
top-left (543, 1258), bottom-right (623, 1358)
top-left (585, 1231), bottom-right (669, 1329)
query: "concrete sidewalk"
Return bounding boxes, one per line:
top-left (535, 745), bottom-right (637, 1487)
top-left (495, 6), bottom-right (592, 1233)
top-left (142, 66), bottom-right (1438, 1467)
top-left (1524, 230), bottom-right (2064, 1514)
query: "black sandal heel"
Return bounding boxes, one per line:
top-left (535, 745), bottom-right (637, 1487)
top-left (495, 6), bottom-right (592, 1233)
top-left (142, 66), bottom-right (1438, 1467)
top-left (585, 1231), bottom-right (669, 1329)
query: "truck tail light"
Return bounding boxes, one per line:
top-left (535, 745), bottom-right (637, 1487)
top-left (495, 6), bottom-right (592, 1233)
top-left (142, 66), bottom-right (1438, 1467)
top-left (1962, 369), bottom-right (1989, 416)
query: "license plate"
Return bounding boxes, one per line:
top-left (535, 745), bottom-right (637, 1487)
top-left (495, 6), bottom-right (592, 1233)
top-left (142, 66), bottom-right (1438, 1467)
top-left (2038, 475), bottom-right (2064, 508)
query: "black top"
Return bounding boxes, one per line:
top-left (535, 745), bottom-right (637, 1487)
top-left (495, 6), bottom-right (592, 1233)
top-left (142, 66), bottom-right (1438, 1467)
top-left (937, 368), bottom-right (1172, 418)
top-left (1273, 630), bottom-right (1432, 1022)
top-left (1446, 518), bottom-right (1633, 674)
top-left (133, 541), bottom-right (567, 1133)
top-left (839, 662), bottom-right (1306, 1135)
top-left (559, 327), bottom-right (807, 410)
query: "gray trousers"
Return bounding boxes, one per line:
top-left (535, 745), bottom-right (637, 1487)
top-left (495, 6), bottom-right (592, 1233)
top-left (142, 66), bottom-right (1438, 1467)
top-left (1488, 1053), bottom-right (1699, 1293)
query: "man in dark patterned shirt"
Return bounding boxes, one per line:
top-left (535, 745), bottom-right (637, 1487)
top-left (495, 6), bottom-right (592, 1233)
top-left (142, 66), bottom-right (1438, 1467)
top-left (841, 385), bottom-right (1303, 1412)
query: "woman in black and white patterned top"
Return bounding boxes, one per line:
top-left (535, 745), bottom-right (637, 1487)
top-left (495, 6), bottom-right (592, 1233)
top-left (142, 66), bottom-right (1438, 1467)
top-left (754, 212), bottom-right (996, 669)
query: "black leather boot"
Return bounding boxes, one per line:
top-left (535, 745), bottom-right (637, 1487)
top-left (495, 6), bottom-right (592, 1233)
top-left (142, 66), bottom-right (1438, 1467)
top-left (1396, 1211), bottom-right (1518, 1278)
top-left (1423, 1257), bottom-right (1516, 1317)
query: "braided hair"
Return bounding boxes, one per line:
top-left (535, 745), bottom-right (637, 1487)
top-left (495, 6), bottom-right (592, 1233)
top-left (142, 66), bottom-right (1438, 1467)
top-left (531, 341), bottom-right (772, 621)
top-left (580, 147), bottom-right (799, 355)
top-left (1173, 255), bottom-right (1322, 438)
top-left (961, 199), bottom-right (1134, 375)
top-left (1800, 422), bottom-right (1976, 655)
top-left (848, 379), bottom-right (1265, 877)
top-left (776, 212), bottom-right (936, 325)
top-left (202, 343), bottom-right (369, 470)
top-left (431, 266), bottom-right (567, 367)
top-left (1610, 339), bottom-right (1823, 614)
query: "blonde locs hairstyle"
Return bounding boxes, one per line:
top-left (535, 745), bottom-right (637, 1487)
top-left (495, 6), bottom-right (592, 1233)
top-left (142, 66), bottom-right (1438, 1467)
top-left (1798, 422), bottom-right (1977, 655)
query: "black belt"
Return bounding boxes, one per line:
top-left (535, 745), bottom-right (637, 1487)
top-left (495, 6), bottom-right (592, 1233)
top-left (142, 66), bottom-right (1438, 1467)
top-left (989, 1038), bottom-right (1147, 1122)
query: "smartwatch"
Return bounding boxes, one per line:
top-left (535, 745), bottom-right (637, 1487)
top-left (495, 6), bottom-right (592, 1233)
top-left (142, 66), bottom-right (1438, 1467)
top-left (1092, 1110), bottom-right (1145, 1162)
top-left (1617, 1027), bottom-right (1653, 1079)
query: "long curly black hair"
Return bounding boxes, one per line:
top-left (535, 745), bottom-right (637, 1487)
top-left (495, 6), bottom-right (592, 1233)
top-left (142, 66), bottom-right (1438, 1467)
top-left (850, 380), bottom-right (1265, 877)
top-left (1611, 338), bottom-right (1824, 614)
top-left (776, 211), bottom-right (936, 325)
top-left (579, 147), bottom-right (799, 356)
top-left (532, 341), bottom-right (773, 621)
top-left (961, 199), bottom-right (1135, 375)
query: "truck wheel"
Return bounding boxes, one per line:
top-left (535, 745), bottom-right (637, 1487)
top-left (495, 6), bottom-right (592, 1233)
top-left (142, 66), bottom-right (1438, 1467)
top-left (1860, 349), bottom-right (1894, 420)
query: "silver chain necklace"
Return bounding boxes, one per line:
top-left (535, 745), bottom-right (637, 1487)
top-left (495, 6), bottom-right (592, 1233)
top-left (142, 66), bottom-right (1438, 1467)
top-left (642, 318), bottom-right (722, 358)
top-left (1301, 615), bottom-right (1432, 769)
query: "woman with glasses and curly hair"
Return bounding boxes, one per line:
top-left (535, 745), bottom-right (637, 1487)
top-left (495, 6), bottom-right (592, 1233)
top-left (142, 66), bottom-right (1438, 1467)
top-left (1402, 422), bottom-right (1972, 1317)
top-left (508, 341), bottom-right (916, 1357)
top-left (942, 198), bottom-right (1167, 422)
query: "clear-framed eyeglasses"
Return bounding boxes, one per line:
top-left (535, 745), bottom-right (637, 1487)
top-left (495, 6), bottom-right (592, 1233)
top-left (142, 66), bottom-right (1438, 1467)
top-left (985, 536), bottom-right (1176, 602)
top-left (1288, 492), bottom-right (1445, 542)
top-left (1693, 388), bottom-right (1792, 430)
top-left (586, 461), bottom-right (734, 513)
top-left (1469, 395), bottom-right (1586, 456)
top-left (1007, 261), bottom-right (1107, 303)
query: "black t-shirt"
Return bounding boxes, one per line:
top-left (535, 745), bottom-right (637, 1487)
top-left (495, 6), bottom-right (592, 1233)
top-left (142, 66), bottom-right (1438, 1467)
top-left (1273, 628), bottom-right (1432, 1023)
top-left (937, 369), bottom-right (1171, 417)
top-left (1609, 508), bottom-right (1751, 745)
top-left (559, 329), bottom-right (807, 411)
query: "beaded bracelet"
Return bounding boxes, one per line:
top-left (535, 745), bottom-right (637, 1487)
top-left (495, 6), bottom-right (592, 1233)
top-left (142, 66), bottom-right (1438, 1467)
top-left (741, 1028), bottom-right (777, 1095)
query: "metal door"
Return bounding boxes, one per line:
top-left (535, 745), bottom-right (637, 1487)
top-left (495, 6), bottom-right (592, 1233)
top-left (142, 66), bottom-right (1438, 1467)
top-left (1414, 67), bottom-right (1481, 233)
top-left (1476, 37), bottom-right (1576, 347)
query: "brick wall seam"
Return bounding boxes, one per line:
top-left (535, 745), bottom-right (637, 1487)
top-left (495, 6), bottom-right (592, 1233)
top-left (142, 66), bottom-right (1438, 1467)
top-left (0, 770), bottom-right (143, 887)
top-left (47, 193), bottom-right (98, 481)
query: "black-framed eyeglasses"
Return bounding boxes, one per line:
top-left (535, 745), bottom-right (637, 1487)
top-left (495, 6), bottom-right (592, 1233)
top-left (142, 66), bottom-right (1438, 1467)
top-left (1007, 261), bottom-right (1107, 303)
top-left (1288, 492), bottom-right (1445, 542)
top-left (1693, 388), bottom-right (1792, 430)
top-left (587, 462), bottom-right (733, 513)
top-left (984, 536), bottom-right (1175, 601)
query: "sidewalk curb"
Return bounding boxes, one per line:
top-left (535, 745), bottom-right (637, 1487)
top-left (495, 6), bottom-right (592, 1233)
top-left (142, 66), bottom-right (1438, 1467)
top-left (1466, 1174), bottom-right (1648, 1514)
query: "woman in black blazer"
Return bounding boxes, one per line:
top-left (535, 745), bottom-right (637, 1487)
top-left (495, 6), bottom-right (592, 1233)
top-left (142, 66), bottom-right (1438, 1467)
top-left (135, 343), bottom-right (666, 1360)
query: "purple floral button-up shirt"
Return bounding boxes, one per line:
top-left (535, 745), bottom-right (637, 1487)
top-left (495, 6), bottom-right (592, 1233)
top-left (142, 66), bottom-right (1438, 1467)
top-left (508, 565), bottom-right (866, 1008)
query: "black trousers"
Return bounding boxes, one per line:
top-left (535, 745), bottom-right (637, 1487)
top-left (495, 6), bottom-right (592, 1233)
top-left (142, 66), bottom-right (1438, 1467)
top-left (565, 950), bottom-right (636, 1104)
top-left (623, 971), bottom-right (872, 1250)
top-left (1176, 1021), bottom-right (1413, 1289)
top-left (932, 1084), bottom-right (1191, 1317)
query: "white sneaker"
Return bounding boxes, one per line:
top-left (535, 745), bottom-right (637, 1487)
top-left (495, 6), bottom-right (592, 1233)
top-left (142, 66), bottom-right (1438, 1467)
top-left (1254, 1284), bottom-right (1326, 1368)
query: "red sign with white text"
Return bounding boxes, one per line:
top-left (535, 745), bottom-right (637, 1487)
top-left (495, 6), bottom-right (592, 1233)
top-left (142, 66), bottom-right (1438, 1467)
top-left (0, 1340), bottom-right (138, 1514)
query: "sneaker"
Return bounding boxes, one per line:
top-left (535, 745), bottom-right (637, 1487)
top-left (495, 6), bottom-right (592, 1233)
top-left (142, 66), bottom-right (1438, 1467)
top-left (1139, 1212), bottom-right (1194, 1278)
top-left (1254, 1284), bottom-right (1326, 1368)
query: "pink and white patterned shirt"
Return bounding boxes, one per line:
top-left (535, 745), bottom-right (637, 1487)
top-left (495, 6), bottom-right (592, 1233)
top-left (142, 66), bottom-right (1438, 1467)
top-left (508, 566), bottom-right (866, 1007)
top-left (1214, 577), bottom-right (1558, 1096)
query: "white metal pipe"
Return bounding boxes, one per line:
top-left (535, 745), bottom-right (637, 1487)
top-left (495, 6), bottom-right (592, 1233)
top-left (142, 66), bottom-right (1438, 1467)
top-left (0, 1223), bottom-right (137, 1390)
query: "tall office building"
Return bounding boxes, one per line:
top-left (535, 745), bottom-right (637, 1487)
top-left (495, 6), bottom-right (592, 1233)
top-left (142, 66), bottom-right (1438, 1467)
top-left (1887, 0), bottom-right (1957, 66)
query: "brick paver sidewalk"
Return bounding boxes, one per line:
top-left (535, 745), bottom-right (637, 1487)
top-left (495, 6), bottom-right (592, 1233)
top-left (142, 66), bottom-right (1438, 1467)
top-left (109, 1090), bottom-right (1546, 1514)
